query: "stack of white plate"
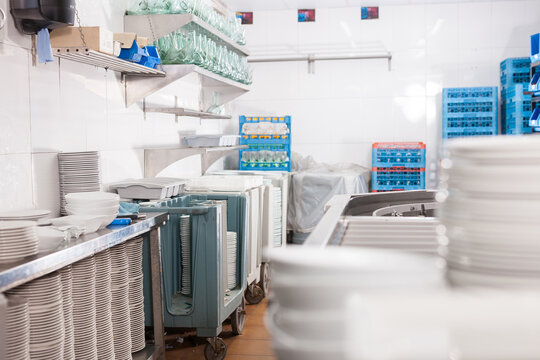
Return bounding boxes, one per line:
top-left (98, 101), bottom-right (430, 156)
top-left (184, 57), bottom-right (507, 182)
top-left (180, 215), bottom-right (192, 296)
top-left (110, 243), bottom-right (132, 359)
top-left (64, 192), bottom-right (120, 229)
top-left (227, 232), bottom-right (238, 290)
top-left (59, 266), bottom-right (75, 360)
top-left (273, 188), bottom-right (282, 247)
top-left (0, 221), bottom-right (39, 263)
top-left (7, 272), bottom-right (65, 359)
top-left (71, 256), bottom-right (98, 359)
top-left (0, 209), bottom-right (50, 221)
top-left (95, 250), bottom-right (115, 360)
top-left (58, 151), bottom-right (101, 215)
top-left (6, 295), bottom-right (30, 360)
top-left (126, 237), bottom-right (145, 353)
top-left (267, 247), bottom-right (443, 360)
top-left (438, 136), bottom-right (540, 287)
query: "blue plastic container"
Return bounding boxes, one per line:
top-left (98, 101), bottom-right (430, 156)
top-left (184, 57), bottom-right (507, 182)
top-left (372, 169), bottom-right (425, 192)
top-left (530, 107), bottom-right (540, 127)
top-left (372, 143), bottom-right (426, 169)
top-left (531, 33), bottom-right (540, 62)
top-left (118, 39), bottom-right (148, 63)
top-left (137, 45), bottom-right (161, 69)
top-left (501, 84), bottom-right (533, 135)
top-left (500, 58), bottom-right (531, 87)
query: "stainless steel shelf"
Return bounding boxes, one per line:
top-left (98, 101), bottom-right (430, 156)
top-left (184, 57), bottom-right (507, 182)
top-left (125, 64), bottom-right (251, 107)
top-left (145, 145), bottom-right (247, 177)
top-left (0, 212), bottom-right (168, 293)
top-left (53, 47), bottom-right (166, 76)
top-left (143, 105), bottom-right (232, 119)
top-left (124, 13), bottom-right (249, 56)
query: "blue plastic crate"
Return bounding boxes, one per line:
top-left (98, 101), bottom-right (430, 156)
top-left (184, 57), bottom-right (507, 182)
top-left (530, 73), bottom-right (540, 92)
top-left (137, 45), bottom-right (161, 69)
top-left (239, 161), bottom-right (291, 172)
top-left (530, 107), bottom-right (540, 127)
top-left (532, 33), bottom-right (540, 62)
top-left (500, 58), bottom-right (531, 87)
top-left (372, 142), bottom-right (426, 169)
top-left (118, 39), bottom-right (148, 62)
top-left (372, 169), bottom-right (425, 192)
top-left (501, 84), bottom-right (533, 135)
top-left (443, 87), bottom-right (497, 99)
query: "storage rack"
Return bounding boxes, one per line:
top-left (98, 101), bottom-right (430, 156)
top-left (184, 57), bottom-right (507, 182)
top-left (442, 87), bottom-right (498, 139)
top-left (371, 142), bottom-right (426, 192)
top-left (528, 34), bottom-right (540, 129)
top-left (500, 58), bottom-right (534, 134)
top-left (239, 116), bottom-right (292, 172)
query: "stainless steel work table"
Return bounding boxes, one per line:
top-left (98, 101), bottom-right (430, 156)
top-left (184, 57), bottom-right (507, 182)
top-left (0, 212), bottom-right (169, 360)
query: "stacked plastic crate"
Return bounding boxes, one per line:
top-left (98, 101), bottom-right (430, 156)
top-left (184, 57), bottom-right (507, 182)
top-left (239, 116), bottom-right (291, 171)
top-left (371, 142), bottom-right (426, 192)
top-left (529, 34), bottom-right (540, 129)
top-left (500, 58), bottom-right (533, 134)
top-left (442, 87), bottom-right (498, 139)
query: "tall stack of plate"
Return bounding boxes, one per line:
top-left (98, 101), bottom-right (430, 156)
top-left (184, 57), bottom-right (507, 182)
top-left (273, 188), bottom-right (282, 247)
top-left (227, 232), bottom-right (238, 290)
top-left (438, 136), bottom-right (540, 287)
top-left (71, 256), bottom-right (98, 359)
top-left (59, 266), bottom-right (75, 360)
top-left (7, 272), bottom-right (65, 359)
top-left (180, 215), bottom-right (192, 296)
top-left (110, 243), bottom-right (132, 360)
top-left (6, 295), bottom-right (30, 360)
top-left (58, 151), bottom-right (101, 215)
top-left (0, 221), bottom-right (39, 263)
top-left (126, 237), bottom-right (145, 353)
top-left (95, 250), bottom-right (115, 360)
top-left (0, 209), bottom-right (50, 221)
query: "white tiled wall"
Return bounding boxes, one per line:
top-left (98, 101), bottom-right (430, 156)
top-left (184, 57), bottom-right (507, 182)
top-left (231, 0), bottom-right (540, 188)
top-left (0, 0), bottom-right (232, 215)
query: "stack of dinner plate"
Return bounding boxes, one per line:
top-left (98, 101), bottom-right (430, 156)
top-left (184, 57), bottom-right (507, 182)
top-left (110, 243), bottom-right (132, 359)
top-left (273, 187), bottom-right (283, 247)
top-left (0, 221), bottom-right (39, 263)
top-left (59, 266), bottom-right (75, 360)
top-left (95, 250), bottom-right (115, 360)
top-left (6, 295), bottom-right (30, 360)
top-left (0, 209), bottom-right (50, 221)
top-left (7, 272), bottom-right (65, 359)
top-left (71, 256), bottom-right (98, 359)
top-left (64, 192), bottom-right (120, 229)
top-left (126, 237), bottom-right (145, 353)
top-left (438, 136), bottom-right (540, 288)
top-left (227, 232), bottom-right (238, 290)
top-left (180, 215), bottom-right (192, 296)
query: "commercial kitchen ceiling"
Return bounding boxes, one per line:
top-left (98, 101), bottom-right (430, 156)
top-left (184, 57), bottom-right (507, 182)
top-left (225, 0), bottom-right (521, 11)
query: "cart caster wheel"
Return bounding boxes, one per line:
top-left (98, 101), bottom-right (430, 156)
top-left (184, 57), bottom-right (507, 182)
top-left (231, 297), bottom-right (246, 335)
top-left (204, 337), bottom-right (227, 360)
top-left (259, 262), bottom-right (270, 297)
top-left (245, 284), bottom-right (264, 305)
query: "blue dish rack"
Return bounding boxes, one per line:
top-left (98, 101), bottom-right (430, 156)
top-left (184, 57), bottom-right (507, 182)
top-left (140, 195), bottom-right (248, 355)
top-left (239, 116), bottom-right (291, 172)
top-left (531, 33), bottom-right (540, 63)
top-left (501, 84), bottom-right (534, 134)
top-left (500, 58), bottom-right (531, 87)
top-left (442, 87), bottom-right (498, 139)
top-left (371, 168), bottom-right (425, 192)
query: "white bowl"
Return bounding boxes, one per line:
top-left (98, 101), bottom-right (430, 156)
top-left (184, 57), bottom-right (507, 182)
top-left (65, 192), bottom-right (119, 207)
top-left (65, 204), bottom-right (119, 215)
top-left (50, 215), bottom-right (109, 234)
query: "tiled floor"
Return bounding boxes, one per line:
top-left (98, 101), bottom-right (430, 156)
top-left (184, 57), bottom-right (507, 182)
top-left (165, 299), bottom-right (277, 360)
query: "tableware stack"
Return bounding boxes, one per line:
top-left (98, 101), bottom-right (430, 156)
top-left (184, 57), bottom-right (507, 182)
top-left (58, 151), bottom-right (102, 215)
top-left (5, 295), bottom-right (30, 360)
top-left (0, 221), bottom-right (39, 263)
top-left (64, 192), bottom-right (120, 229)
top-left (126, 237), bottom-right (146, 353)
top-left (273, 187), bottom-right (282, 247)
top-left (71, 256), bottom-right (98, 359)
top-left (95, 250), bottom-right (115, 360)
top-left (59, 266), bottom-right (76, 360)
top-left (7, 272), bottom-right (65, 359)
top-left (0, 209), bottom-right (50, 221)
top-left (438, 136), bottom-right (540, 288)
top-left (266, 247), bottom-right (443, 360)
top-left (180, 215), bottom-right (192, 296)
top-left (110, 243), bottom-right (132, 359)
top-left (226, 232), bottom-right (238, 290)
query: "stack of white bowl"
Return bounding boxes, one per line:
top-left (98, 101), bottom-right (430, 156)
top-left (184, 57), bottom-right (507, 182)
top-left (438, 136), bottom-right (540, 287)
top-left (0, 221), bottom-right (39, 263)
top-left (71, 256), bottom-right (98, 359)
top-left (59, 266), bottom-right (76, 360)
top-left (7, 272), bottom-right (65, 359)
top-left (110, 243), bottom-right (132, 359)
top-left (58, 151), bottom-right (101, 215)
top-left (95, 250), bottom-right (115, 360)
top-left (267, 247), bottom-right (443, 360)
top-left (273, 188), bottom-right (282, 247)
top-left (126, 237), bottom-right (146, 353)
top-left (5, 295), bottom-right (30, 360)
top-left (180, 215), bottom-right (192, 296)
top-left (64, 192), bottom-right (120, 229)
top-left (227, 232), bottom-right (238, 290)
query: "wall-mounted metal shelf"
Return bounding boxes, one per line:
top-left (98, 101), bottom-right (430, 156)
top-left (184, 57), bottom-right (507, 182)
top-left (124, 13), bottom-right (249, 56)
top-left (53, 47), bottom-right (166, 76)
top-left (144, 145), bottom-right (247, 177)
top-left (144, 106), bottom-right (232, 119)
top-left (125, 64), bottom-right (251, 107)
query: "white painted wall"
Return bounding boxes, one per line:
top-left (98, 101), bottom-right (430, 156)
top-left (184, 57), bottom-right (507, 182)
top-left (230, 1), bottom-right (540, 188)
top-left (0, 0), bottom-right (236, 215)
